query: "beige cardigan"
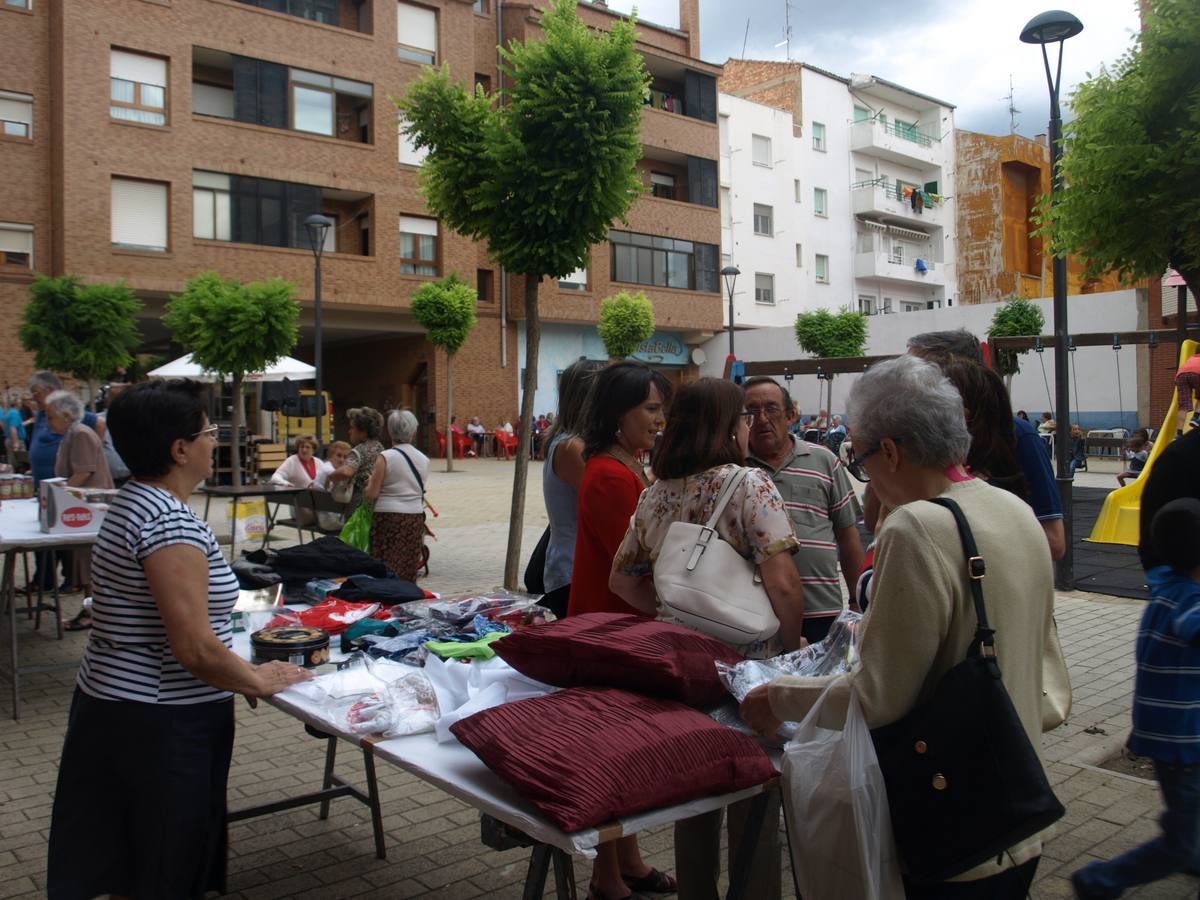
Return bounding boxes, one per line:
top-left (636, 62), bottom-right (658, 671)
top-left (768, 478), bottom-right (1056, 881)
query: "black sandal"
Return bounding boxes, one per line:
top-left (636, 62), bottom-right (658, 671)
top-left (587, 886), bottom-right (632, 900)
top-left (63, 609), bottom-right (92, 632)
top-left (621, 868), bottom-right (677, 894)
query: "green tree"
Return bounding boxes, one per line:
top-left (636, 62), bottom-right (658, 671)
top-left (398, 0), bottom-right (647, 588)
top-left (1035, 0), bottom-right (1200, 298)
top-left (987, 296), bottom-right (1046, 389)
top-left (411, 274), bottom-right (478, 473)
top-left (19, 275), bottom-right (143, 407)
top-left (598, 290), bottom-right (654, 359)
top-left (164, 272), bottom-right (299, 483)
top-left (793, 309), bottom-right (868, 358)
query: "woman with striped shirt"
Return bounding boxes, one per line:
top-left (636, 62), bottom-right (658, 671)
top-left (47, 380), bottom-right (311, 900)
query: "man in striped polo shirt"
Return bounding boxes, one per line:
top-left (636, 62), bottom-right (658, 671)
top-left (744, 377), bottom-right (864, 644)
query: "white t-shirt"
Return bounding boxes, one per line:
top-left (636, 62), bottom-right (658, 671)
top-left (374, 445), bottom-right (429, 514)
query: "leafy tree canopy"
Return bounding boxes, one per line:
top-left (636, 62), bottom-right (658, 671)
top-left (163, 272), bottom-right (299, 378)
top-left (411, 273), bottom-right (478, 355)
top-left (987, 296), bottom-right (1045, 378)
top-left (598, 290), bottom-right (654, 358)
top-left (1035, 0), bottom-right (1200, 297)
top-left (794, 309), bottom-right (868, 358)
top-left (397, 0), bottom-right (648, 280)
top-left (20, 275), bottom-right (142, 385)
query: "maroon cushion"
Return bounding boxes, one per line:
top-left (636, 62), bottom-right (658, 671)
top-left (451, 687), bottom-right (777, 833)
top-left (492, 612), bottom-right (743, 708)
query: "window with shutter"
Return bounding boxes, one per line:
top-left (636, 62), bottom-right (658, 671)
top-left (111, 178), bottom-right (169, 252)
top-left (752, 134), bottom-right (771, 168)
top-left (110, 49), bottom-right (168, 126)
top-left (0, 91), bottom-right (32, 139)
top-left (397, 2), bottom-right (437, 64)
top-left (0, 223), bottom-right (33, 271)
top-left (754, 273), bottom-right (774, 305)
top-left (400, 215), bottom-right (438, 275)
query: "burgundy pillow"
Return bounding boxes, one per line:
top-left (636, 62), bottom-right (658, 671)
top-left (451, 687), bottom-right (777, 833)
top-left (492, 612), bottom-right (743, 707)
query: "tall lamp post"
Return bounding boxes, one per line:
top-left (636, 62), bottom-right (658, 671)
top-left (721, 265), bottom-right (740, 359)
top-left (304, 213), bottom-right (333, 450)
top-left (1021, 9), bottom-right (1083, 591)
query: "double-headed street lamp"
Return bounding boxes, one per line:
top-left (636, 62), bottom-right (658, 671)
top-left (303, 213), bottom-right (333, 450)
top-left (721, 265), bottom-right (740, 359)
top-left (1021, 9), bottom-right (1083, 590)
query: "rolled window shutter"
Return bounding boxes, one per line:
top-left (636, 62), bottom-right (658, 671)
top-left (0, 93), bottom-right (32, 126)
top-left (110, 50), bottom-right (166, 86)
top-left (0, 224), bottom-right (33, 255)
top-left (397, 3), bottom-right (437, 54)
top-left (400, 215), bottom-right (437, 237)
top-left (111, 179), bottom-right (168, 251)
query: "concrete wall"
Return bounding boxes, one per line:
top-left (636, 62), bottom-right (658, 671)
top-left (699, 288), bottom-right (1148, 432)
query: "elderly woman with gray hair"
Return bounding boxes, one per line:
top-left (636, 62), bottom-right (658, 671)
top-left (365, 410), bottom-right (430, 582)
top-left (46, 390), bottom-right (113, 629)
top-left (324, 406), bottom-right (384, 513)
top-left (740, 355), bottom-right (1058, 898)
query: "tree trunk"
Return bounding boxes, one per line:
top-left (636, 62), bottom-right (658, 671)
top-left (1005, 373), bottom-right (1014, 394)
top-left (445, 352), bottom-right (454, 473)
top-left (503, 274), bottom-right (541, 590)
top-left (228, 373), bottom-right (245, 486)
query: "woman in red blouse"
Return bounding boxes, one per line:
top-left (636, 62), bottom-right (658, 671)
top-left (568, 359), bottom-right (675, 900)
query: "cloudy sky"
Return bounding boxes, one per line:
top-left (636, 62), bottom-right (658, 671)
top-left (603, 0), bottom-right (1143, 137)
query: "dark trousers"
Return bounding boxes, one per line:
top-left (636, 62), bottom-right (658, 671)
top-left (904, 857), bottom-right (1039, 898)
top-left (675, 788), bottom-right (782, 900)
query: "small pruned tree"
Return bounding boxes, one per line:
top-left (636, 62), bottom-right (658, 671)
top-left (411, 274), bottom-right (478, 472)
top-left (164, 272), bottom-right (298, 483)
top-left (399, 0), bottom-right (648, 588)
top-left (794, 309), bottom-right (868, 358)
top-left (20, 275), bottom-right (143, 407)
top-left (598, 290), bottom-right (654, 359)
top-left (987, 296), bottom-right (1045, 390)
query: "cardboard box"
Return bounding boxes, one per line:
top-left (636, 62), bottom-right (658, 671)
top-left (39, 478), bottom-right (116, 534)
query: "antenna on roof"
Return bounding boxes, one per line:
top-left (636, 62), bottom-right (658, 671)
top-left (741, 18), bottom-right (750, 59)
top-left (776, 0), bottom-right (793, 61)
top-left (1002, 74), bottom-right (1021, 133)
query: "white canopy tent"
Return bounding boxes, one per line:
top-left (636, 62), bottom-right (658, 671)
top-left (148, 354), bottom-right (315, 383)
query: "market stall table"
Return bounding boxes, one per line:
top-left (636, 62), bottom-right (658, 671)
top-left (0, 498), bottom-right (98, 718)
top-left (232, 633), bottom-right (779, 900)
top-left (201, 483), bottom-right (305, 559)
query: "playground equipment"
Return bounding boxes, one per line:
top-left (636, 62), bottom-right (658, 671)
top-left (1088, 339), bottom-right (1198, 546)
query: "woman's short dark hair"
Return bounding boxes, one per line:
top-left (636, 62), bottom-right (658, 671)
top-left (941, 359), bottom-right (1027, 499)
top-left (1152, 498), bottom-right (1200, 573)
top-left (652, 378), bottom-right (745, 480)
top-left (347, 407), bottom-right (382, 440)
top-left (581, 360), bottom-right (673, 459)
top-left (106, 379), bottom-right (208, 478)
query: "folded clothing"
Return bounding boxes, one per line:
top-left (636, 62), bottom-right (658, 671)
top-left (267, 599), bottom-right (386, 635)
top-left (245, 536), bottom-right (391, 582)
top-left (451, 686), bottom-right (777, 833)
top-left (425, 631), bottom-right (508, 661)
top-left (329, 574), bottom-right (428, 605)
top-left (493, 613), bottom-right (744, 708)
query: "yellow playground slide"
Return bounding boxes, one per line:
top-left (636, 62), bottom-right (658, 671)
top-left (1088, 339), bottom-right (1198, 545)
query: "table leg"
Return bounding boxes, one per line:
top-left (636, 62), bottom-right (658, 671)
top-left (318, 733), bottom-right (338, 820)
top-left (522, 845), bottom-right (553, 900)
top-left (725, 788), bottom-right (772, 900)
top-left (551, 847), bottom-right (578, 900)
top-left (781, 795), bottom-right (803, 900)
top-left (229, 497), bottom-right (239, 561)
top-left (361, 744), bottom-right (386, 861)
top-left (5, 550), bottom-right (20, 719)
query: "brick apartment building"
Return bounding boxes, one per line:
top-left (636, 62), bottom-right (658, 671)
top-left (0, 0), bottom-right (722, 446)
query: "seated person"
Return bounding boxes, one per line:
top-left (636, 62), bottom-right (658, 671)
top-left (466, 416), bottom-right (486, 456)
top-left (1069, 424), bottom-right (1087, 473)
top-left (1118, 429), bottom-right (1151, 487)
top-left (314, 441), bottom-right (351, 489)
top-left (269, 434), bottom-right (330, 489)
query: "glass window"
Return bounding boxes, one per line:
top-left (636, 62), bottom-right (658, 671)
top-left (815, 255), bottom-right (829, 284)
top-left (752, 204), bottom-right (773, 237)
top-left (754, 273), bottom-right (774, 305)
top-left (397, 2), bottom-right (437, 64)
top-left (559, 266), bottom-right (588, 291)
top-left (793, 178), bottom-right (801, 202)
top-left (853, 105), bottom-right (870, 123)
top-left (293, 84), bottom-right (334, 135)
top-left (400, 215), bottom-right (438, 275)
top-left (812, 121), bottom-right (825, 151)
top-left (858, 295), bottom-right (875, 315)
top-left (0, 223), bottom-right (33, 271)
top-left (609, 228), bottom-right (717, 292)
top-left (751, 134), bottom-right (771, 167)
top-left (813, 188), bottom-right (827, 217)
top-left (795, 243), bottom-right (802, 267)
top-left (650, 171), bottom-right (675, 200)
top-left (0, 91), bottom-right (33, 139)
top-left (110, 49), bottom-right (168, 126)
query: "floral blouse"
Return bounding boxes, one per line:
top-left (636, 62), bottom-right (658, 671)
top-left (346, 439), bottom-right (384, 511)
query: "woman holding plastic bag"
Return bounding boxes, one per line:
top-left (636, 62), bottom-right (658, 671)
top-left (741, 355), bottom-right (1057, 898)
top-left (610, 377), bottom-right (805, 900)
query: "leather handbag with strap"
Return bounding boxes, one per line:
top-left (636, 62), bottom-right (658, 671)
top-left (869, 497), bottom-right (1065, 883)
top-left (1042, 615), bottom-right (1072, 731)
top-left (654, 467), bottom-right (780, 646)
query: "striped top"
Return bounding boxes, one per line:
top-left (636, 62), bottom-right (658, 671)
top-left (749, 437), bottom-right (861, 618)
top-left (1128, 566), bottom-right (1200, 764)
top-left (77, 481), bottom-right (239, 705)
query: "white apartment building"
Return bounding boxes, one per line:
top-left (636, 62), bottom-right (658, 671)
top-left (719, 61), bottom-right (957, 330)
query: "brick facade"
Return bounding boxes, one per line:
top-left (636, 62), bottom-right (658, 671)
top-left (0, 0), bottom-right (719, 437)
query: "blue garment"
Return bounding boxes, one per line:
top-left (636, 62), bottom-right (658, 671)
top-left (1128, 567), bottom-right (1200, 764)
top-left (541, 432), bottom-right (578, 594)
top-left (1013, 415), bottom-right (1062, 521)
top-left (29, 409), bottom-right (98, 484)
top-left (1072, 760), bottom-right (1200, 896)
top-left (4, 408), bottom-right (25, 444)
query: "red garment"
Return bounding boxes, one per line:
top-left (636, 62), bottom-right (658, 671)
top-left (1179, 354), bottom-right (1200, 377)
top-left (300, 457), bottom-right (317, 480)
top-left (568, 455), bottom-right (649, 618)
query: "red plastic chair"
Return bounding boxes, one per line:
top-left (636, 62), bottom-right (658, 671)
top-left (494, 431), bottom-right (517, 460)
top-left (435, 430), bottom-right (447, 458)
top-left (452, 432), bottom-right (472, 458)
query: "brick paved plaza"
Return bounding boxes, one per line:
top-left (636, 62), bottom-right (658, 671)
top-left (1, 458), bottom-right (1195, 899)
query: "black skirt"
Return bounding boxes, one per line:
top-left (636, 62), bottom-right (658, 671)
top-left (48, 688), bottom-right (235, 900)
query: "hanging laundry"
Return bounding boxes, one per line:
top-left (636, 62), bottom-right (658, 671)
top-left (915, 258), bottom-right (929, 273)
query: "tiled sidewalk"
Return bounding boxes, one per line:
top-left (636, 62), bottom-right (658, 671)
top-left (0, 459), bottom-right (1195, 898)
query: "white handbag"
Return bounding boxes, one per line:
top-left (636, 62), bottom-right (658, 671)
top-left (654, 467), bottom-right (780, 646)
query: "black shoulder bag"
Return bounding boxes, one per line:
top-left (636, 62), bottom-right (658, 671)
top-left (869, 497), bottom-right (1065, 884)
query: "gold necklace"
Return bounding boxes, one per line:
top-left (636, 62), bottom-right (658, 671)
top-left (606, 444), bottom-right (648, 486)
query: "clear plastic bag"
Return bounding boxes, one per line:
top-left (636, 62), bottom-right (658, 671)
top-left (297, 653), bottom-right (440, 738)
top-left (782, 690), bottom-right (904, 900)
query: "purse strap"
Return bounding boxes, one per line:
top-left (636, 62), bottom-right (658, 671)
top-left (706, 467), bottom-right (750, 528)
top-left (926, 497), bottom-right (999, 672)
top-left (392, 447), bottom-right (425, 497)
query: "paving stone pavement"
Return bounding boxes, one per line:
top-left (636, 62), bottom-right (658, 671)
top-left (0, 457), bottom-right (1195, 899)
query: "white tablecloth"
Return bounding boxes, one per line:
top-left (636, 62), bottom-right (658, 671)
top-left (0, 498), bottom-right (99, 552)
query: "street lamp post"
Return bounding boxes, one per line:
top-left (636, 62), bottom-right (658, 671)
top-left (721, 265), bottom-right (740, 359)
top-left (1021, 9), bottom-right (1083, 591)
top-left (304, 213), bottom-right (333, 451)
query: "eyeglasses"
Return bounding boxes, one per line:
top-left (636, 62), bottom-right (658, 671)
top-left (744, 404), bottom-right (785, 421)
top-left (739, 411), bottom-right (755, 426)
top-left (191, 424), bottom-right (219, 440)
top-left (845, 438), bottom-right (900, 483)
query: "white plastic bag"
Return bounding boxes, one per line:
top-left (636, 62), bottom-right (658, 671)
top-left (781, 689), bottom-right (904, 900)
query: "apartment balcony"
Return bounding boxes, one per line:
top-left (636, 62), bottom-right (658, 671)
top-left (851, 181), bottom-right (945, 230)
top-left (641, 106), bottom-right (718, 160)
top-left (851, 120), bottom-right (943, 168)
top-left (854, 248), bottom-right (945, 287)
